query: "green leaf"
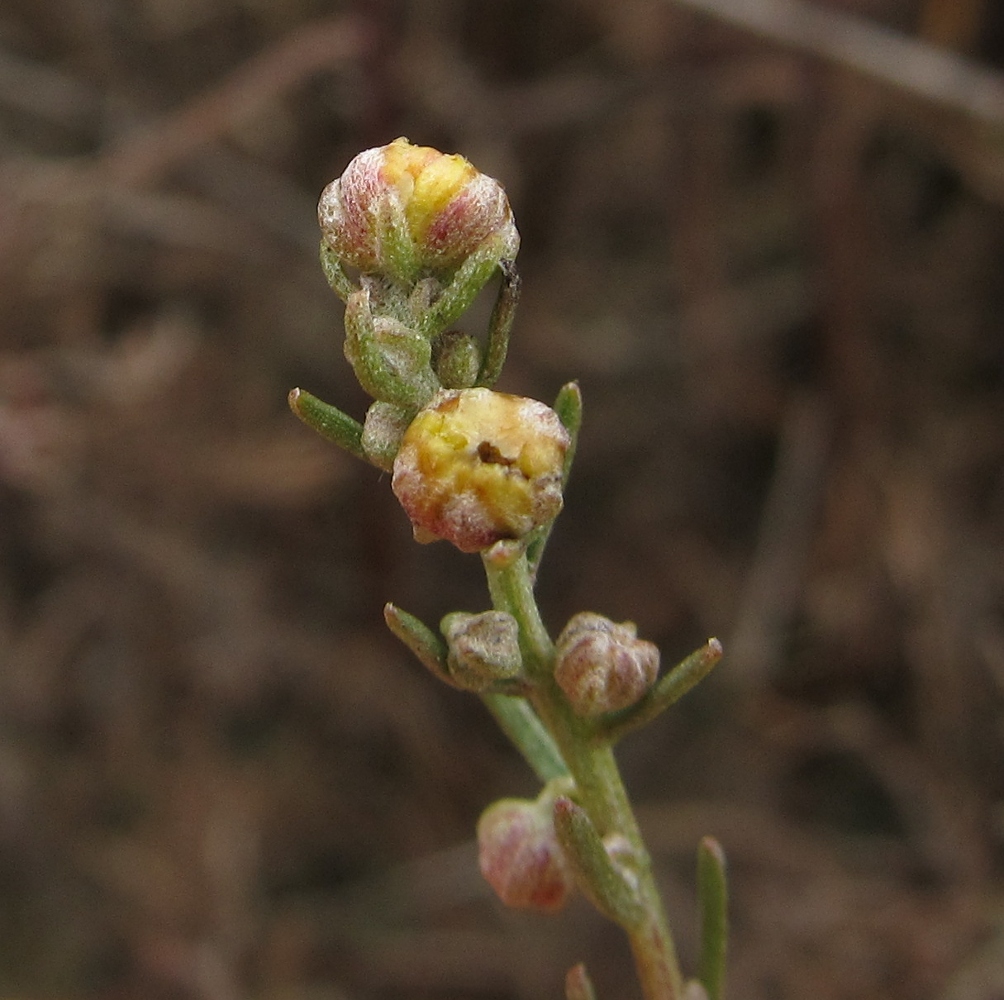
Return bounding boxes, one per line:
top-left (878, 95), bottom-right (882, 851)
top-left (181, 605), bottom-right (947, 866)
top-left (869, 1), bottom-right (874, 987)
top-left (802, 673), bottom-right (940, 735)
top-left (598, 639), bottom-right (723, 744)
top-left (553, 380), bottom-right (583, 480)
top-left (526, 381), bottom-right (581, 579)
top-left (697, 836), bottom-right (728, 1000)
top-left (476, 259), bottom-right (521, 388)
top-left (552, 796), bottom-right (643, 929)
top-left (418, 245), bottom-right (503, 340)
top-left (383, 603), bottom-right (456, 688)
top-left (288, 387), bottom-right (367, 463)
top-left (319, 242), bottom-right (357, 301)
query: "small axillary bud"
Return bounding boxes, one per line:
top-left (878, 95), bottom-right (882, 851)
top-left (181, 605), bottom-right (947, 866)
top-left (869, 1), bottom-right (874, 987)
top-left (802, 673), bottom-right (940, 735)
top-left (361, 401), bottom-right (412, 471)
top-left (431, 329), bottom-right (480, 389)
top-left (554, 612), bottom-right (660, 718)
top-left (318, 137), bottom-right (518, 285)
top-left (477, 786), bottom-right (575, 913)
top-left (441, 610), bottom-right (523, 691)
top-left (392, 387), bottom-right (569, 553)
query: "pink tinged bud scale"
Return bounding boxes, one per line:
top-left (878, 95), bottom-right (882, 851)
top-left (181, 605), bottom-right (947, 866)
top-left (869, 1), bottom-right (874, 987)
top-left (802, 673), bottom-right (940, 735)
top-left (318, 137), bottom-right (518, 284)
top-left (554, 612), bottom-right (660, 718)
top-left (477, 797), bottom-right (574, 913)
top-left (391, 388), bottom-right (569, 553)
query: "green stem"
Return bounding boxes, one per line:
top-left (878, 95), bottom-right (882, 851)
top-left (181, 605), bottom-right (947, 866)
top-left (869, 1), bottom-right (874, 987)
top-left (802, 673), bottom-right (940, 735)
top-left (482, 544), bottom-right (554, 672)
top-left (482, 547), bottom-right (683, 1000)
top-left (481, 693), bottom-right (568, 783)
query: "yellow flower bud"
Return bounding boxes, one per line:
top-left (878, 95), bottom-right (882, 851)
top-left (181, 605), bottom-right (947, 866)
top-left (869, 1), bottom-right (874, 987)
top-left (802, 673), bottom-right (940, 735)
top-left (391, 388), bottom-right (569, 553)
top-left (318, 137), bottom-right (518, 283)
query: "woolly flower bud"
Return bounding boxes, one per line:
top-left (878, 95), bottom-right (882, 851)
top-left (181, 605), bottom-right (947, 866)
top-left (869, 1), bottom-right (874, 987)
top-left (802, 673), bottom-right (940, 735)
top-left (318, 137), bottom-right (519, 283)
top-left (441, 610), bottom-right (523, 691)
top-left (554, 613), bottom-right (660, 718)
top-left (392, 388), bottom-right (569, 553)
top-left (477, 796), bottom-right (573, 913)
top-left (361, 401), bottom-right (411, 472)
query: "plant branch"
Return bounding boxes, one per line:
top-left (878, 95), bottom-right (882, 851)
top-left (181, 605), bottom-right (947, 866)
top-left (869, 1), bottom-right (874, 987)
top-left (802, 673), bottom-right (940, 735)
top-left (483, 550), bottom-right (684, 1000)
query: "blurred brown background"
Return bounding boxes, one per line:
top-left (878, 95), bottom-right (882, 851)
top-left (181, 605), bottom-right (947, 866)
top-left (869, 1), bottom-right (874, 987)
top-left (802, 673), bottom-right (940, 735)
top-left (1, 0), bottom-right (1003, 997)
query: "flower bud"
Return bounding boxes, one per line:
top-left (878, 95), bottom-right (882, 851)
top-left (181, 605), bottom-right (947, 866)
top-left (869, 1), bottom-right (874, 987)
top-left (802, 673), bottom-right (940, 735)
top-left (554, 613), bottom-right (660, 718)
top-left (361, 401), bottom-right (411, 471)
top-left (477, 795), bottom-right (573, 913)
top-left (392, 388), bottom-right (569, 553)
top-left (431, 329), bottom-right (480, 389)
top-left (441, 610), bottom-right (522, 691)
top-left (318, 137), bottom-right (519, 285)
top-left (343, 286), bottom-right (438, 409)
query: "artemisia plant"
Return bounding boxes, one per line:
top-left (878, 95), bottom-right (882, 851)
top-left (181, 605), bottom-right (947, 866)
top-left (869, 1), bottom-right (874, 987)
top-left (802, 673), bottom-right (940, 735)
top-left (290, 137), bottom-right (728, 1000)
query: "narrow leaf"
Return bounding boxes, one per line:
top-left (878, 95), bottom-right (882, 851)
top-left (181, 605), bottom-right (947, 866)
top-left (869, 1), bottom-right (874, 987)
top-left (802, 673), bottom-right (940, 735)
top-left (553, 380), bottom-right (583, 483)
top-left (552, 797), bottom-right (643, 929)
top-left (526, 380), bottom-right (582, 577)
top-left (319, 242), bottom-right (356, 302)
top-left (476, 259), bottom-right (521, 388)
top-left (697, 836), bottom-right (728, 1000)
top-left (383, 603), bottom-right (457, 688)
top-left (419, 248), bottom-right (498, 338)
top-left (288, 387), bottom-right (367, 463)
top-left (600, 639), bottom-right (723, 744)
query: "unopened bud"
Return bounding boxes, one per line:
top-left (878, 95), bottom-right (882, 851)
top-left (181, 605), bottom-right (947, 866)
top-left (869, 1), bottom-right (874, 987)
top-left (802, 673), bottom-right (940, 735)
top-left (392, 388), bottom-right (569, 553)
top-left (554, 613), bottom-right (660, 717)
top-left (431, 329), bottom-right (481, 389)
top-left (477, 794), bottom-right (573, 913)
top-left (361, 401), bottom-right (411, 471)
top-left (441, 610), bottom-right (522, 691)
top-left (343, 286), bottom-right (438, 409)
top-left (318, 137), bottom-right (519, 285)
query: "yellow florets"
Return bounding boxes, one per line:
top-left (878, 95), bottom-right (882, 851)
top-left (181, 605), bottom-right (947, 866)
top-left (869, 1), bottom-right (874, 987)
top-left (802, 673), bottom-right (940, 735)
top-left (380, 138), bottom-right (478, 245)
top-left (392, 388), bottom-right (569, 553)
